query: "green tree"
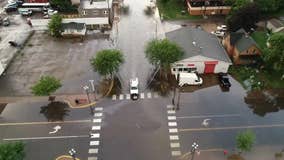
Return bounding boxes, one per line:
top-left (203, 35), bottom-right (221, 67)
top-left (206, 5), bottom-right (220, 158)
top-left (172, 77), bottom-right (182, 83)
top-left (226, 3), bottom-right (261, 31)
top-left (236, 130), bottom-right (256, 153)
top-left (50, 0), bottom-right (77, 13)
top-left (231, 0), bottom-right (250, 11)
top-left (90, 49), bottom-right (124, 78)
top-left (262, 33), bottom-right (284, 72)
top-left (31, 76), bottom-right (62, 96)
top-left (254, 0), bottom-right (284, 13)
top-left (48, 14), bottom-right (63, 37)
top-left (0, 141), bottom-right (25, 160)
top-left (145, 39), bottom-right (184, 76)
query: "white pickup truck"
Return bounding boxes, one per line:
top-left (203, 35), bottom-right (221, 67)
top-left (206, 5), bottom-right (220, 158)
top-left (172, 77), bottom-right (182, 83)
top-left (178, 72), bottom-right (203, 86)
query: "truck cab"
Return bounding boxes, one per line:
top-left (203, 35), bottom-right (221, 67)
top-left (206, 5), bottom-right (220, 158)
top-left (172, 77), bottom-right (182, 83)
top-left (130, 78), bottom-right (139, 100)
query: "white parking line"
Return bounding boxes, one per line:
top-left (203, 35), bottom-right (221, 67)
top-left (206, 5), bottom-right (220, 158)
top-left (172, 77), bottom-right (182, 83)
top-left (140, 93), bottom-right (145, 99)
top-left (169, 128), bottom-right (178, 133)
top-left (88, 157), bottom-right (98, 160)
top-left (88, 148), bottom-right (98, 154)
top-left (177, 114), bottom-right (241, 119)
top-left (126, 94), bottom-right (130, 100)
top-left (168, 122), bottom-right (177, 127)
top-left (169, 135), bottom-right (179, 140)
top-left (119, 94), bottom-right (124, 100)
top-left (90, 141), bottom-right (100, 146)
top-left (93, 119), bottom-right (102, 123)
top-left (92, 126), bottom-right (101, 131)
top-left (95, 107), bottom-right (103, 111)
top-left (171, 151), bottom-right (181, 156)
top-left (3, 135), bottom-right (88, 141)
top-left (168, 116), bottom-right (176, 120)
top-left (167, 110), bottom-right (176, 114)
top-left (94, 113), bottom-right (103, 117)
top-left (112, 95), bottom-right (116, 100)
top-left (90, 133), bottom-right (100, 138)
top-left (170, 142), bottom-right (180, 148)
top-left (147, 92), bottom-right (152, 98)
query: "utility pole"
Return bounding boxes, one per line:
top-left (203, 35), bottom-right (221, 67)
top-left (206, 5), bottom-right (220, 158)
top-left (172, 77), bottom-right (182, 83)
top-left (83, 85), bottom-right (93, 114)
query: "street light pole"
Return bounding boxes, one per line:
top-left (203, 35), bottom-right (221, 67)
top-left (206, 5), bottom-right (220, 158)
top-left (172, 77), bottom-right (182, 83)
top-left (191, 142), bottom-right (199, 160)
top-left (83, 85), bottom-right (93, 113)
top-left (68, 148), bottom-right (76, 160)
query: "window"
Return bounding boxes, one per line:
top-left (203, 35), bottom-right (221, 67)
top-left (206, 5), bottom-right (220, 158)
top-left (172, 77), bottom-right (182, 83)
top-left (178, 68), bottom-right (183, 71)
top-left (104, 10), bottom-right (108, 14)
top-left (83, 10), bottom-right (86, 15)
top-left (173, 68), bottom-right (176, 71)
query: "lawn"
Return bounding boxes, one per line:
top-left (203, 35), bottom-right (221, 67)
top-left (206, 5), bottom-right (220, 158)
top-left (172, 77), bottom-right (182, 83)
top-left (156, 0), bottom-right (202, 20)
top-left (251, 31), bottom-right (269, 50)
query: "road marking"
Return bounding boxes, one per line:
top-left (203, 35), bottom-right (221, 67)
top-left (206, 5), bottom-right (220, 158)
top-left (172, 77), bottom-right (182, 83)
top-left (168, 116), bottom-right (176, 120)
top-left (179, 123), bottom-right (284, 132)
top-left (153, 92), bottom-right (159, 98)
top-left (0, 120), bottom-right (91, 126)
top-left (88, 157), bottom-right (97, 160)
top-left (119, 94), bottom-right (124, 100)
top-left (167, 104), bottom-right (174, 109)
top-left (126, 94), bottom-right (130, 100)
top-left (88, 148), bottom-right (98, 154)
top-left (169, 128), bottom-right (178, 133)
top-left (3, 135), bottom-right (88, 141)
top-left (92, 126), bottom-right (101, 131)
top-left (168, 122), bottom-right (177, 127)
top-left (112, 95), bottom-right (116, 100)
top-left (171, 151), bottom-right (181, 156)
top-left (90, 141), bottom-right (100, 146)
top-left (147, 92), bottom-right (152, 98)
top-left (170, 142), bottom-right (180, 148)
top-left (140, 93), bottom-right (145, 99)
top-left (167, 110), bottom-right (176, 114)
top-left (93, 119), bottom-right (102, 123)
top-left (169, 135), bottom-right (179, 140)
top-left (177, 114), bottom-right (241, 119)
top-left (90, 133), bottom-right (100, 138)
top-left (95, 107), bottom-right (103, 111)
top-left (94, 113), bottom-right (103, 117)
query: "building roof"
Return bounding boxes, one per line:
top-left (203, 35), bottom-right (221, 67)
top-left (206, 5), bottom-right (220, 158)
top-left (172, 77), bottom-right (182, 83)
top-left (71, 0), bottom-right (80, 5)
top-left (81, 0), bottom-right (112, 9)
top-left (62, 17), bottom-right (109, 25)
top-left (267, 18), bottom-right (283, 28)
top-left (230, 29), bottom-right (258, 52)
top-left (166, 27), bottom-right (231, 63)
top-left (62, 22), bottom-right (86, 30)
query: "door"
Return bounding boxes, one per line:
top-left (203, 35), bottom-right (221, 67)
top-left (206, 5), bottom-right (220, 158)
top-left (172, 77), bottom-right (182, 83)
top-left (204, 61), bottom-right (218, 73)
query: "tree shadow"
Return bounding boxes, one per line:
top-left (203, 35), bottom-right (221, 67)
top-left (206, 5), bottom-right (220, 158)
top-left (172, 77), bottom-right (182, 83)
top-left (40, 101), bottom-right (70, 122)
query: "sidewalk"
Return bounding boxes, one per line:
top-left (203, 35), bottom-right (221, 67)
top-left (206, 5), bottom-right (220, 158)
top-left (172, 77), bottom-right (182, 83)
top-left (186, 145), bottom-right (284, 160)
top-left (0, 93), bottom-right (99, 109)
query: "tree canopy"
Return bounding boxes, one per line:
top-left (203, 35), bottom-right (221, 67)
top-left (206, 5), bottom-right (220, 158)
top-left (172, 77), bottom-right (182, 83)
top-left (262, 33), bottom-right (284, 72)
top-left (145, 39), bottom-right (184, 69)
top-left (31, 76), bottom-right (62, 96)
top-left (226, 2), bottom-right (261, 32)
top-left (90, 49), bottom-right (124, 78)
top-left (236, 130), bottom-right (256, 153)
top-left (48, 14), bottom-right (63, 37)
top-left (0, 142), bottom-right (25, 160)
top-left (254, 0), bottom-right (284, 13)
top-left (50, 0), bottom-right (77, 13)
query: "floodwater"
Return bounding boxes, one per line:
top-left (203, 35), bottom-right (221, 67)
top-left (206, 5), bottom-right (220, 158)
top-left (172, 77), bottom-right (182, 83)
top-left (112, 0), bottom-right (157, 92)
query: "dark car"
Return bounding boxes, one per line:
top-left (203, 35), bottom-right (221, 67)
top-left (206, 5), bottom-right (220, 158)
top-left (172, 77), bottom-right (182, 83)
top-left (218, 73), bottom-right (231, 88)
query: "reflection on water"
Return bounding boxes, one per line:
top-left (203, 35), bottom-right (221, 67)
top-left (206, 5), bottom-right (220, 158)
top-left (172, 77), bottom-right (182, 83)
top-left (245, 90), bottom-right (284, 117)
top-left (40, 101), bottom-right (70, 122)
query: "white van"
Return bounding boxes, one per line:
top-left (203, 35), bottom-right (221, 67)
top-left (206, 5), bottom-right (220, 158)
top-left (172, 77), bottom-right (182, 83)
top-left (178, 72), bottom-right (203, 86)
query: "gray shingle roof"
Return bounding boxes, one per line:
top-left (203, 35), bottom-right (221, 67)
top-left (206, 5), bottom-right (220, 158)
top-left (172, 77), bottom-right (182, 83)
top-left (62, 22), bottom-right (85, 30)
top-left (232, 29), bottom-right (258, 52)
top-left (166, 27), bottom-right (231, 63)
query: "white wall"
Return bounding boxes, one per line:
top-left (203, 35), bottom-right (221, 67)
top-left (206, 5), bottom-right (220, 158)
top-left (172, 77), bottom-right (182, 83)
top-left (0, 62), bottom-right (4, 76)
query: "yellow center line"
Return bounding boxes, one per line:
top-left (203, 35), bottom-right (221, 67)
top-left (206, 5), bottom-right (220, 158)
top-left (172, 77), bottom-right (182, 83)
top-left (179, 123), bottom-right (284, 132)
top-left (0, 120), bottom-right (91, 126)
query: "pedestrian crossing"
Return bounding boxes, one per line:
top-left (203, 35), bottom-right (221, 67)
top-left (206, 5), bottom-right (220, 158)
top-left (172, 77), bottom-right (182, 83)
top-left (111, 92), bottom-right (159, 100)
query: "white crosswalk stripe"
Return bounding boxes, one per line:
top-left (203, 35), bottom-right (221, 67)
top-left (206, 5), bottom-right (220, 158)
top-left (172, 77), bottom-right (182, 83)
top-left (140, 93), bottom-right (145, 99)
top-left (170, 143), bottom-right (180, 148)
top-left (94, 113), bottom-right (103, 117)
top-left (169, 135), bottom-right (179, 140)
top-left (112, 95), bottom-right (116, 100)
top-left (94, 107), bottom-right (103, 111)
top-left (126, 94), bottom-right (130, 99)
top-left (153, 92), bottom-right (159, 98)
top-left (168, 116), bottom-right (176, 120)
top-left (171, 151), bottom-right (181, 156)
top-left (167, 110), bottom-right (176, 114)
top-left (119, 94), bottom-right (124, 100)
top-left (167, 104), bottom-right (174, 108)
top-left (169, 128), bottom-right (178, 133)
top-left (168, 122), bottom-right (177, 127)
top-left (89, 148), bottom-right (98, 154)
top-left (90, 141), bottom-right (100, 146)
top-left (90, 133), bottom-right (100, 138)
top-left (93, 119), bottom-right (102, 123)
top-left (92, 126), bottom-right (101, 131)
top-left (147, 92), bottom-right (152, 98)
top-left (88, 157), bottom-right (97, 160)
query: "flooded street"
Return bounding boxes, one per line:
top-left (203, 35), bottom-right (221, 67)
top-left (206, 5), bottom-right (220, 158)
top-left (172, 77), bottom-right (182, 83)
top-left (112, 0), bottom-right (158, 92)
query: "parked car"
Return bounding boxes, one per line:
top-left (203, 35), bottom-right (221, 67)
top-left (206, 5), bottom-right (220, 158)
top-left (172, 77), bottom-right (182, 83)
top-left (211, 30), bottom-right (225, 37)
top-left (217, 25), bottom-right (227, 31)
top-left (178, 72), bottom-right (203, 86)
top-left (43, 8), bottom-right (58, 16)
top-left (130, 78), bottom-right (139, 100)
top-left (18, 8), bottom-right (32, 16)
top-left (218, 73), bottom-right (231, 88)
top-left (4, 3), bottom-right (18, 12)
top-left (8, 0), bottom-right (23, 6)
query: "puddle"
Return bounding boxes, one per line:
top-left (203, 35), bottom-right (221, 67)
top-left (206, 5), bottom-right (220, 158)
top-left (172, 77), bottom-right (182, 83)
top-left (40, 101), bottom-right (70, 122)
top-left (245, 90), bottom-right (284, 116)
